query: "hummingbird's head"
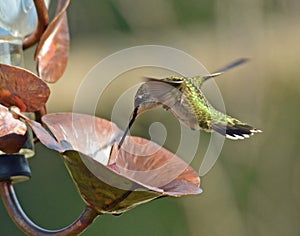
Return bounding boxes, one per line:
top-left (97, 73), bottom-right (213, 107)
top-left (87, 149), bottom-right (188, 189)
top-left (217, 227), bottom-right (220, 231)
top-left (135, 84), bottom-right (152, 107)
top-left (134, 83), bottom-right (160, 114)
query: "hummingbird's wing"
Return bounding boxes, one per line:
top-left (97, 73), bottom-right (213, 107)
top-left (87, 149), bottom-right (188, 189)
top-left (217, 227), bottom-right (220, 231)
top-left (119, 79), bottom-right (181, 149)
top-left (145, 77), bottom-right (184, 85)
top-left (168, 94), bottom-right (200, 130)
top-left (126, 79), bottom-right (180, 131)
top-left (210, 109), bottom-right (262, 140)
top-left (141, 78), bottom-right (199, 130)
top-left (197, 58), bottom-right (249, 86)
top-left (209, 58), bottom-right (249, 76)
top-left (135, 79), bottom-right (180, 109)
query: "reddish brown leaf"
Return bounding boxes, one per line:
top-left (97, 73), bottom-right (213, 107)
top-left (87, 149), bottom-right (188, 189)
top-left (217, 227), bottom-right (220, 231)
top-left (0, 88), bottom-right (26, 112)
top-left (25, 118), bottom-right (65, 152)
top-left (0, 64), bottom-right (50, 112)
top-left (25, 112), bottom-right (201, 214)
top-left (41, 113), bottom-right (122, 155)
top-left (0, 104), bottom-right (27, 153)
top-left (35, 0), bottom-right (70, 83)
top-left (0, 105), bottom-right (27, 136)
top-left (111, 136), bottom-right (201, 197)
top-left (63, 150), bottom-right (161, 214)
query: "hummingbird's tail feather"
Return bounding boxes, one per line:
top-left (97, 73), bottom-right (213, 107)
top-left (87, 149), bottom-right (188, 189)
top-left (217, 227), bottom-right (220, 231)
top-left (211, 117), bottom-right (262, 140)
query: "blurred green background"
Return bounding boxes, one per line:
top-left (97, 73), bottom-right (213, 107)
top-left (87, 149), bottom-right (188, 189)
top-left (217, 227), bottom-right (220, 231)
top-left (1, 0), bottom-right (300, 235)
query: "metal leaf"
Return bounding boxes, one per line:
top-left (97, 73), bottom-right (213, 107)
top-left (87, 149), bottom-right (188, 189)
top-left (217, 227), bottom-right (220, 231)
top-left (41, 113), bottom-right (122, 155)
top-left (0, 64), bottom-right (50, 112)
top-left (0, 105), bottom-right (27, 153)
top-left (25, 112), bottom-right (201, 214)
top-left (35, 0), bottom-right (70, 83)
top-left (25, 118), bottom-right (65, 152)
top-left (63, 150), bottom-right (161, 214)
top-left (111, 136), bottom-right (201, 197)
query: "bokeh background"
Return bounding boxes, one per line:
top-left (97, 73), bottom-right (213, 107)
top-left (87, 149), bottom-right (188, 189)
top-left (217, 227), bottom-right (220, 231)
top-left (1, 0), bottom-right (300, 235)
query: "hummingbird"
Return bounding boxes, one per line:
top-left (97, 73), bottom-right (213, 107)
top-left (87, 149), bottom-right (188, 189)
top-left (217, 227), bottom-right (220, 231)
top-left (118, 58), bottom-right (261, 149)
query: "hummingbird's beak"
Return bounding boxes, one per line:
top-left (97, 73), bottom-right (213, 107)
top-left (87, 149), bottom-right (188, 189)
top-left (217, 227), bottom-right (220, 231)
top-left (117, 106), bottom-right (139, 149)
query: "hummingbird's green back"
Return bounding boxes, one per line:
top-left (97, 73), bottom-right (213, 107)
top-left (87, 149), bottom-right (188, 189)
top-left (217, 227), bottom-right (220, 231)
top-left (179, 76), bottom-right (261, 139)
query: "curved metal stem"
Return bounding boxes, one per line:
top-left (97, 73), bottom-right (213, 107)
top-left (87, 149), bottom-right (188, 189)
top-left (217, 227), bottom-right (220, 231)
top-left (23, 0), bottom-right (49, 49)
top-left (0, 180), bottom-right (100, 236)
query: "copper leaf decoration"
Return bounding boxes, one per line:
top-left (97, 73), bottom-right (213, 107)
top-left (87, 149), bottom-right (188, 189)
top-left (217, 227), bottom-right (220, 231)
top-left (35, 0), bottom-right (70, 83)
top-left (62, 150), bottom-right (161, 214)
top-left (111, 136), bottom-right (201, 197)
top-left (41, 113), bottom-right (122, 155)
top-left (24, 113), bottom-right (201, 214)
top-left (0, 105), bottom-right (27, 153)
top-left (0, 64), bottom-right (50, 112)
